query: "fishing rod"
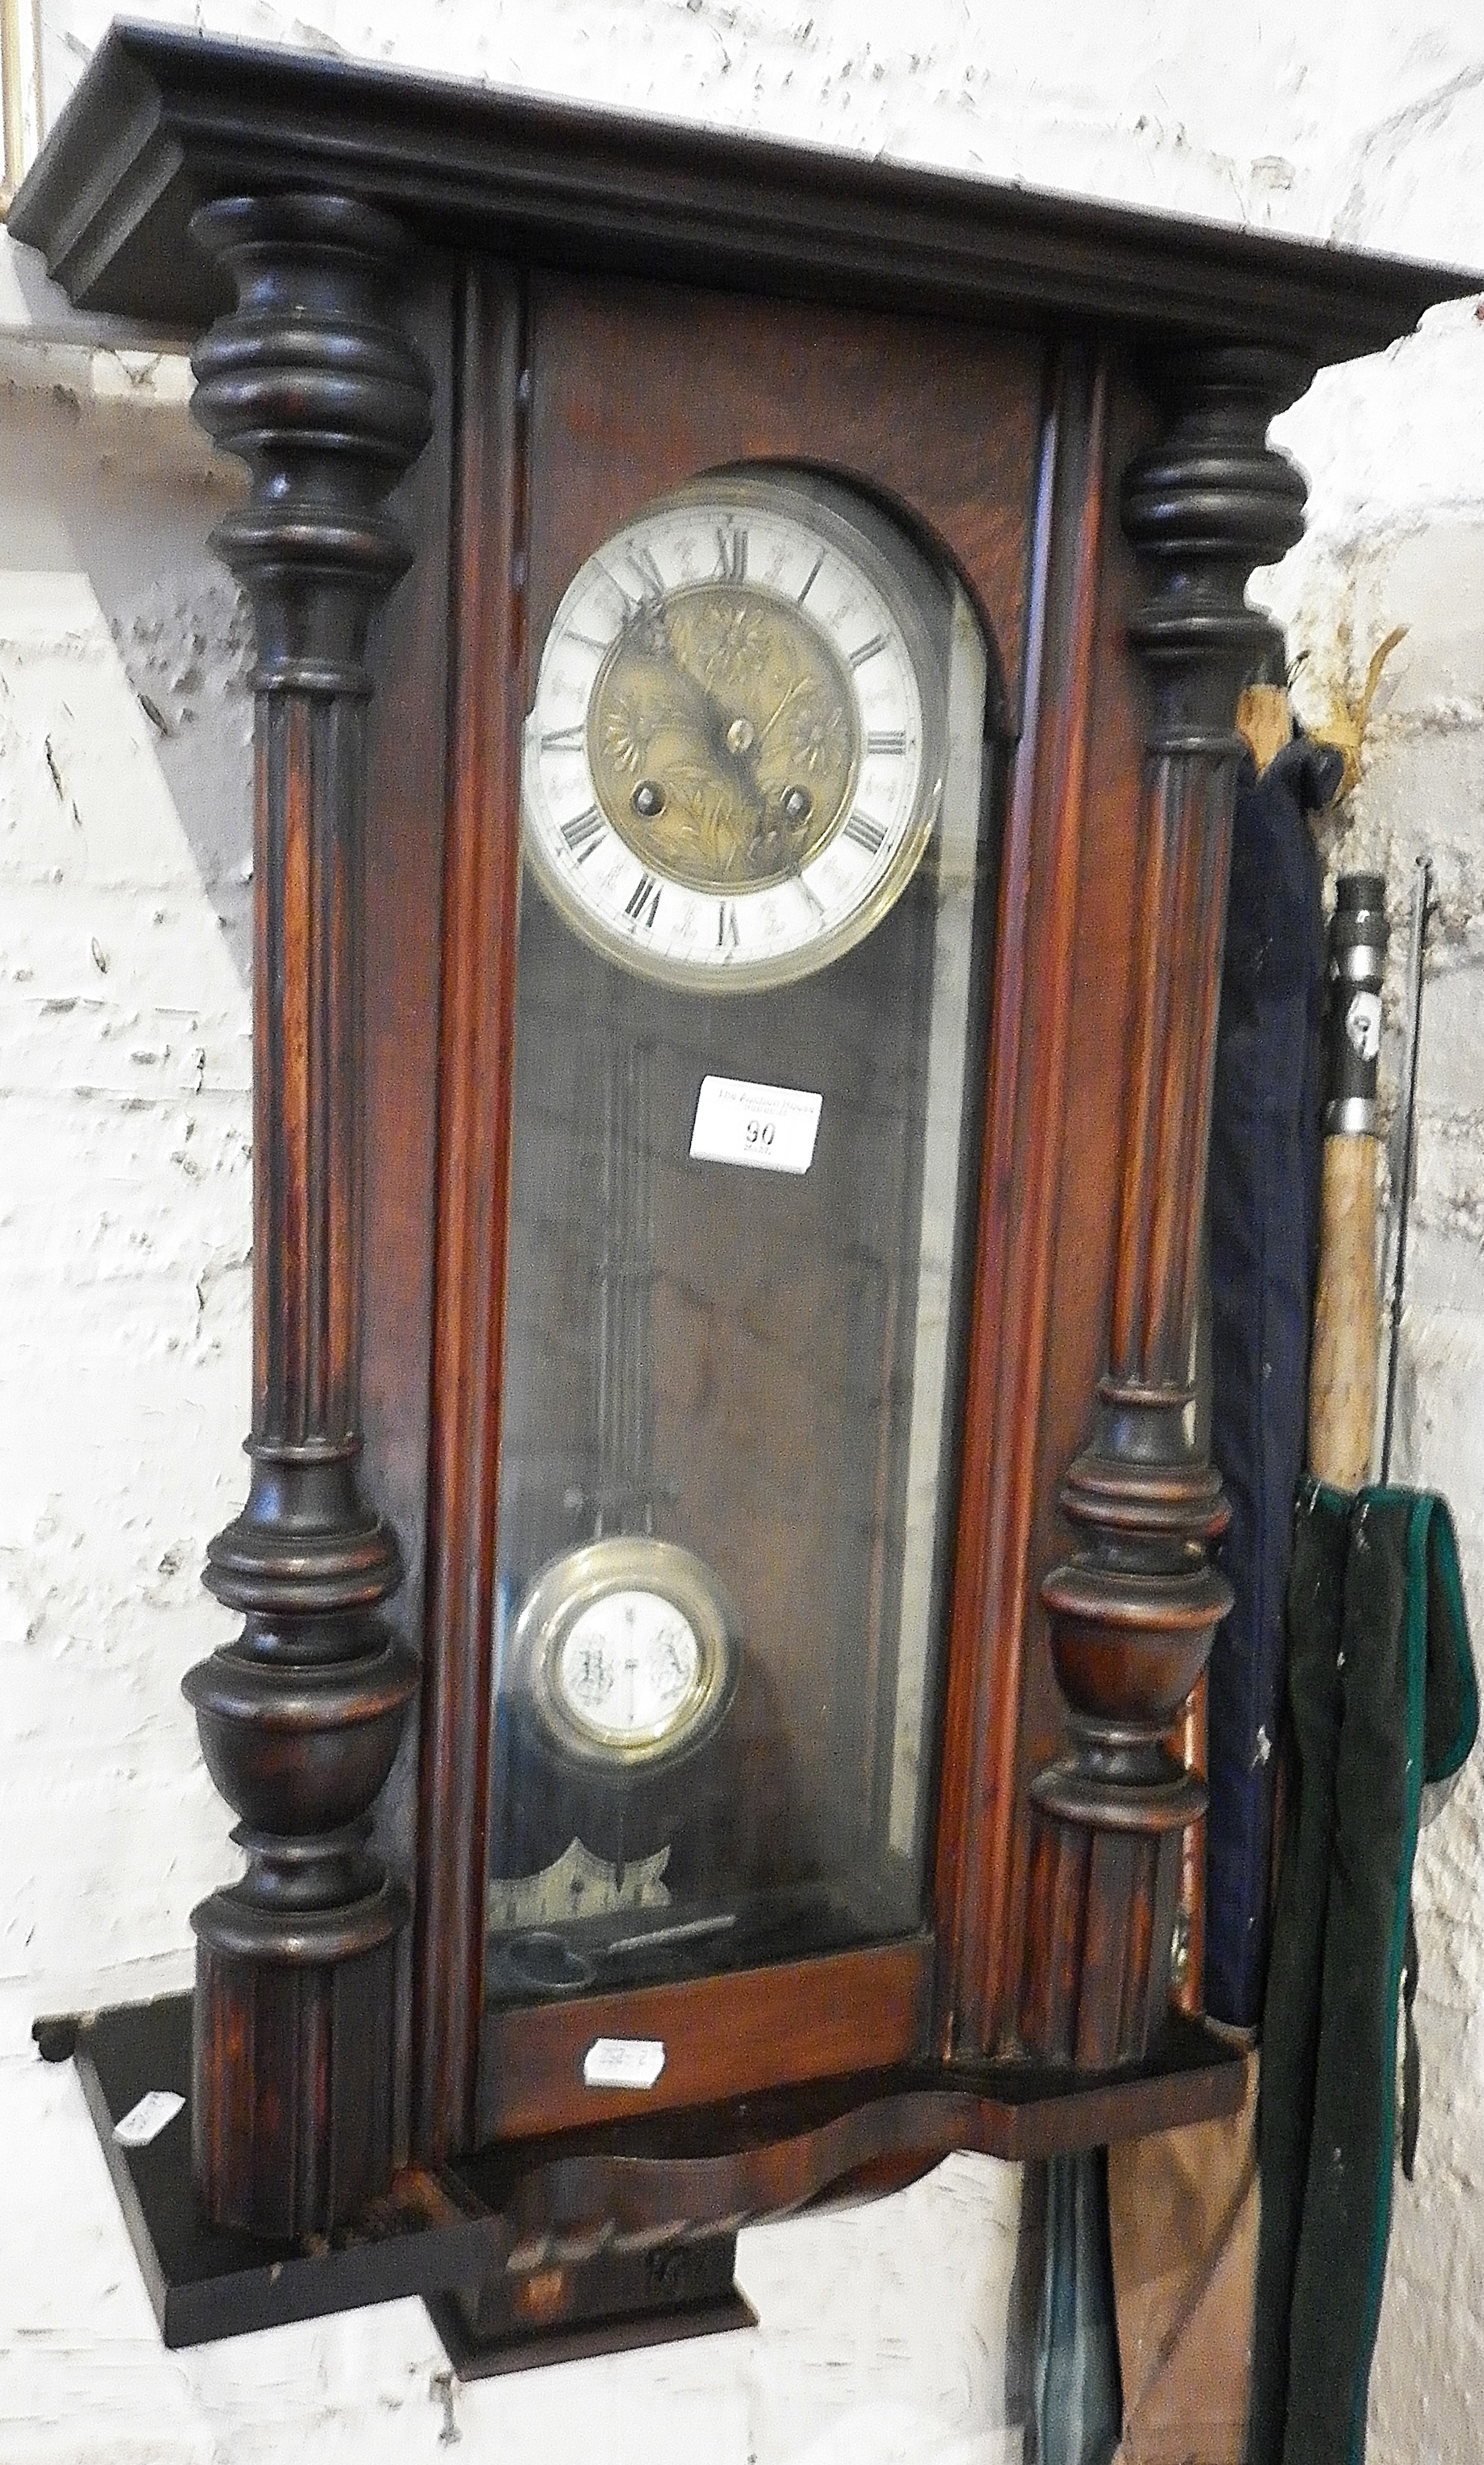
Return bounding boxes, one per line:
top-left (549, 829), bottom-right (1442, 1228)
top-left (1308, 873), bottom-right (1387, 1490)
top-left (1380, 856), bottom-right (1433, 1486)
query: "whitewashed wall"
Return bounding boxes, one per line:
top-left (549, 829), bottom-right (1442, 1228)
top-left (3, 7), bottom-right (1483, 2462)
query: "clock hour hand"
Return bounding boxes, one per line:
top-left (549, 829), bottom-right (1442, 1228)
top-left (685, 658), bottom-right (844, 874)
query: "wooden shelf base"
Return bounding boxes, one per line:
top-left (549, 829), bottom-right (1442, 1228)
top-left (38, 1990), bottom-right (1243, 2366)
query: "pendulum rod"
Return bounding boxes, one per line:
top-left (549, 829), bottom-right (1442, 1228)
top-left (594, 1034), bottom-right (657, 1538)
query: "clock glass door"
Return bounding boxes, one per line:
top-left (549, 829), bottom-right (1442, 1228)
top-left (485, 468), bottom-right (1003, 2023)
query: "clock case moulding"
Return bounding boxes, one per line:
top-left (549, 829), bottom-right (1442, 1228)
top-left (14, 19), bottom-right (1479, 2375)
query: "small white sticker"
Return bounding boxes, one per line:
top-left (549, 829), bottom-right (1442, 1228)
top-left (113, 2089), bottom-right (185, 2148)
top-left (583, 2037), bottom-right (666, 2090)
top-left (689, 1074), bottom-right (822, 1175)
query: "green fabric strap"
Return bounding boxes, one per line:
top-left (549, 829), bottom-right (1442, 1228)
top-left (1249, 1484), bottom-right (1477, 2465)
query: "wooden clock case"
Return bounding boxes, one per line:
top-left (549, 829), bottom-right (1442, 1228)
top-left (14, 21), bottom-right (1475, 2369)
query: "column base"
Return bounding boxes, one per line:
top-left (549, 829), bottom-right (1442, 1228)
top-left (1018, 1785), bottom-right (1192, 2069)
top-left (192, 1881), bottom-right (407, 2238)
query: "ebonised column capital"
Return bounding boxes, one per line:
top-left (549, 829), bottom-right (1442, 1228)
top-left (190, 193), bottom-right (434, 696)
top-left (1120, 344), bottom-right (1311, 743)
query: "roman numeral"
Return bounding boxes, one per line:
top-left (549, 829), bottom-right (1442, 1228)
top-left (848, 633), bottom-right (888, 670)
top-left (622, 542), bottom-right (666, 602)
top-left (797, 552), bottom-right (824, 604)
top-left (795, 873), bottom-right (825, 922)
top-left (625, 873), bottom-right (662, 928)
top-left (541, 723), bottom-right (586, 751)
top-left (560, 805), bottom-right (605, 862)
top-left (717, 900), bottom-right (740, 950)
top-left (715, 523), bottom-right (749, 583)
top-left (843, 811), bottom-right (886, 856)
top-left (867, 730), bottom-right (907, 757)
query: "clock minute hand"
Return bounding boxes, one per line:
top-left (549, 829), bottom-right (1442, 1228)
top-left (756, 673), bottom-right (814, 748)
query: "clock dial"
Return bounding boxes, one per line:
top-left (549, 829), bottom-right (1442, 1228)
top-left (556, 1590), bottom-right (702, 1749)
top-left (513, 1536), bottom-right (739, 1775)
top-left (522, 475), bottom-right (947, 990)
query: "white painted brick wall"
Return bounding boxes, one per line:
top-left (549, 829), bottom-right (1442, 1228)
top-left (4, 7), bottom-right (1484, 2460)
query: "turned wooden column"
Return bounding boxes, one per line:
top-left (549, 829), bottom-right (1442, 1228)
top-left (1021, 347), bottom-right (1310, 2069)
top-left (181, 196), bottom-right (432, 2235)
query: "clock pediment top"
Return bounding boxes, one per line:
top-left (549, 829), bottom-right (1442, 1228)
top-left (11, 16), bottom-right (1479, 361)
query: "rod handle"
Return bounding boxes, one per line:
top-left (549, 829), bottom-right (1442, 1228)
top-left (1308, 1132), bottom-right (1381, 1488)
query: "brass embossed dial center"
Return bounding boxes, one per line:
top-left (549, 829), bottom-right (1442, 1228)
top-left (588, 583), bottom-right (859, 893)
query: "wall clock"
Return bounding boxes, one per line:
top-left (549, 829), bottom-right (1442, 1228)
top-left (12, 20), bottom-right (1474, 2373)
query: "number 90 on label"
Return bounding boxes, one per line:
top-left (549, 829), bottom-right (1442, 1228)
top-left (689, 1074), bottom-right (822, 1176)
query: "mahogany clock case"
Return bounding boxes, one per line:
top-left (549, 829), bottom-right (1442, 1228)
top-left (13, 19), bottom-right (1479, 2365)
top-left (410, 270), bottom-right (1045, 2153)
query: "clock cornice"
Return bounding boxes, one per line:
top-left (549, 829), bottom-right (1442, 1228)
top-left (11, 16), bottom-right (1479, 357)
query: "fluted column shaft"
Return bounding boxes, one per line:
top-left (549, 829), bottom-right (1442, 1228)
top-left (1021, 347), bottom-right (1310, 2068)
top-left (181, 196), bottom-right (432, 2236)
